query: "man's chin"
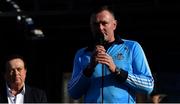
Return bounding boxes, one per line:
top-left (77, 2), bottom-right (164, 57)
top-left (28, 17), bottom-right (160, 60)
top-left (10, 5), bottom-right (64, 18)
top-left (13, 80), bottom-right (22, 85)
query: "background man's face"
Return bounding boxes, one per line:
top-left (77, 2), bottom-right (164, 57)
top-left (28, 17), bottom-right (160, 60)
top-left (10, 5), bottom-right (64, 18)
top-left (5, 58), bottom-right (27, 87)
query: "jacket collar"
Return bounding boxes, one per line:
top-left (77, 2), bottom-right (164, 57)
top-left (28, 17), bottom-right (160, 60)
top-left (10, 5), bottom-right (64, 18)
top-left (86, 35), bottom-right (124, 52)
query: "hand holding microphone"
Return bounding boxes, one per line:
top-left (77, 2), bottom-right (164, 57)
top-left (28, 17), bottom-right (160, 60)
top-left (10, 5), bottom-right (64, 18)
top-left (84, 34), bottom-right (116, 77)
top-left (93, 35), bottom-right (116, 73)
top-left (83, 35), bottom-right (106, 77)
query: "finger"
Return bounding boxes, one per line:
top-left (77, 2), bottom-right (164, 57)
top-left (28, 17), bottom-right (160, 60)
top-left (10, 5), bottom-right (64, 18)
top-left (96, 45), bottom-right (106, 52)
top-left (98, 61), bottom-right (109, 66)
top-left (96, 55), bottom-right (109, 63)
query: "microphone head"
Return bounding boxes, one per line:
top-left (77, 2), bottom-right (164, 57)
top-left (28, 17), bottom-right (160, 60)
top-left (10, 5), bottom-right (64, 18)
top-left (99, 35), bottom-right (105, 45)
top-left (93, 32), bottom-right (106, 45)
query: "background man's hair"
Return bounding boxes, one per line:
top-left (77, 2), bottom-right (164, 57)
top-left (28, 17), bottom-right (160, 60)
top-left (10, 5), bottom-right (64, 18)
top-left (5, 54), bottom-right (27, 70)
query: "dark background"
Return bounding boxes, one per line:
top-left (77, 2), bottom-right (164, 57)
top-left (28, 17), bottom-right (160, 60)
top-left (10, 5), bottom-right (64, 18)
top-left (1, 0), bottom-right (180, 102)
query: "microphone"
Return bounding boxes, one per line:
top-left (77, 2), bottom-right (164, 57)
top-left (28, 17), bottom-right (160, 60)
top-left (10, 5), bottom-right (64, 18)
top-left (99, 35), bottom-right (105, 46)
top-left (95, 33), bottom-right (106, 46)
top-left (96, 34), bottom-right (106, 103)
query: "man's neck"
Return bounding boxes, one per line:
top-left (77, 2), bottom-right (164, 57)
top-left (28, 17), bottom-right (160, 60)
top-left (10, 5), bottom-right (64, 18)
top-left (9, 83), bottom-right (24, 96)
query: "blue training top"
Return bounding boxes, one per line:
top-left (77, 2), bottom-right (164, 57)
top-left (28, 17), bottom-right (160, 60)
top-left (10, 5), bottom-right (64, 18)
top-left (68, 37), bottom-right (154, 103)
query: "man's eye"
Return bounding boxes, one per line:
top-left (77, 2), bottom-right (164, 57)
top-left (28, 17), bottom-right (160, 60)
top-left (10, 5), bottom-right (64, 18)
top-left (101, 22), bottom-right (108, 25)
top-left (17, 68), bottom-right (23, 71)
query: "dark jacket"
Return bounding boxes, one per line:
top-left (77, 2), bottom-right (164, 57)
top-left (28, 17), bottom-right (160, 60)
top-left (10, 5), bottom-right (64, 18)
top-left (0, 83), bottom-right (47, 103)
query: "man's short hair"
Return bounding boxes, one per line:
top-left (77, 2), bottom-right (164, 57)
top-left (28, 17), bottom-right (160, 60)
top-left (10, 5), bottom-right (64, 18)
top-left (91, 5), bottom-right (115, 19)
top-left (5, 54), bottom-right (27, 70)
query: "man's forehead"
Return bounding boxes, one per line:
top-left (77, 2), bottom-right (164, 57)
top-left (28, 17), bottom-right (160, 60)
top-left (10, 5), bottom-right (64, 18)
top-left (93, 10), bottom-right (114, 19)
top-left (8, 58), bottom-right (24, 66)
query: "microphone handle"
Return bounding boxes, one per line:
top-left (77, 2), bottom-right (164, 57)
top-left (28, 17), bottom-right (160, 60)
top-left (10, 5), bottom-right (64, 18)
top-left (101, 63), bottom-right (105, 103)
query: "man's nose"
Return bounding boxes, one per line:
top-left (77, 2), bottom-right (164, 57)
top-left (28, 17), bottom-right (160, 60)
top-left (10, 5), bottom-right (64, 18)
top-left (99, 23), bottom-right (104, 31)
top-left (14, 69), bottom-right (20, 76)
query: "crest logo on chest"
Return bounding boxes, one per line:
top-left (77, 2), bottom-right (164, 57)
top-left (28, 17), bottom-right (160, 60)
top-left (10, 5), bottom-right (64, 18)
top-left (117, 53), bottom-right (123, 60)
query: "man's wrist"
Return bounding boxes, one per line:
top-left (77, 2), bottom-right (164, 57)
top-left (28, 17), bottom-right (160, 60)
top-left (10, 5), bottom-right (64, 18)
top-left (113, 67), bottom-right (128, 83)
top-left (114, 67), bottom-right (121, 75)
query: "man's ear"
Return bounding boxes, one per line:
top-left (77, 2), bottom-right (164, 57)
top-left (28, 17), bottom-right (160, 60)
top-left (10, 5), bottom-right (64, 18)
top-left (113, 20), bottom-right (117, 30)
top-left (25, 68), bottom-right (27, 73)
